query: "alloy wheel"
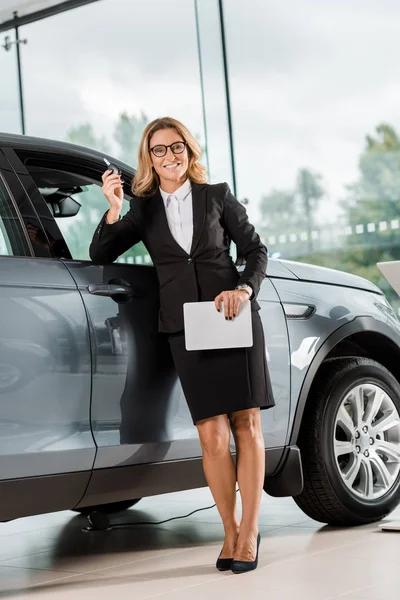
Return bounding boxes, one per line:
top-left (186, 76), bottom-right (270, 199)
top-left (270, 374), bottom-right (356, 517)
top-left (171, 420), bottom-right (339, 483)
top-left (334, 383), bottom-right (400, 500)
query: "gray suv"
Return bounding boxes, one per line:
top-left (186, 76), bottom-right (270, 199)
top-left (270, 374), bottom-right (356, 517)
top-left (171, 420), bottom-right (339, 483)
top-left (1, 132), bottom-right (400, 528)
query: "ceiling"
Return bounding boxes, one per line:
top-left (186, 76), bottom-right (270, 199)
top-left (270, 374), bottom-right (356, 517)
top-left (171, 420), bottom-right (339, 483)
top-left (0, 0), bottom-right (98, 32)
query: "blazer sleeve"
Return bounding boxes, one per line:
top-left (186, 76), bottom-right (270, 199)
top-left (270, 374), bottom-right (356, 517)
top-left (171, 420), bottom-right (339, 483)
top-left (221, 182), bottom-right (268, 299)
top-left (89, 199), bottom-right (144, 263)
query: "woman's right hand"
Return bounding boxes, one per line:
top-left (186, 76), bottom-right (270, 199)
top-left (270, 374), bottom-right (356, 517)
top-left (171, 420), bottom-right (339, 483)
top-left (102, 169), bottom-right (124, 221)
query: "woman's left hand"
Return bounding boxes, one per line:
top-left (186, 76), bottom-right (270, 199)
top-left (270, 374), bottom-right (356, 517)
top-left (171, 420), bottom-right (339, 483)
top-left (214, 289), bottom-right (250, 320)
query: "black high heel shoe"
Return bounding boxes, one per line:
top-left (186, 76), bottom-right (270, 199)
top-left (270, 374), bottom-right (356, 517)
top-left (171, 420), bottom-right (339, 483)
top-left (231, 533), bottom-right (260, 574)
top-left (216, 552), bottom-right (234, 571)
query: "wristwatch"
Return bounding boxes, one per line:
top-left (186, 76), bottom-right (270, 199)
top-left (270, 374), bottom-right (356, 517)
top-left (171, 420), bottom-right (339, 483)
top-left (235, 284), bottom-right (253, 298)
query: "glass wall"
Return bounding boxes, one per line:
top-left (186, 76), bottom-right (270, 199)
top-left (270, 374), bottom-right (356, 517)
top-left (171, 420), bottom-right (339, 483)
top-left (2, 0), bottom-right (400, 308)
top-left (15, 0), bottom-right (221, 265)
top-left (0, 28), bottom-right (21, 133)
top-left (223, 0), bottom-right (400, 309)
top-left (19, 0), bottom-right (206, 160)
top-left (194, 0), bottom-right (233, 186)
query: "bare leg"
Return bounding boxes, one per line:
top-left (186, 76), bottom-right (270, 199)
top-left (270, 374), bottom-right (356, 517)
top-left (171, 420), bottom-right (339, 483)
top-left (230, 408), bottom-right (265, 561)
top-left (197, 414), bottom-right (240, 558)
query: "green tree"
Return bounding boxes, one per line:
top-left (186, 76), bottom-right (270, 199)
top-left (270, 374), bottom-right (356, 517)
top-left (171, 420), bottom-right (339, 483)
top-left (114, 111), bottom-right (149, 166)
top-left (259, 168), bottom-right (325, 257)
top-left (66, 123), bottom-right (110, 154)
top-left (296, 169), bottom-right (325, 253)
top-left (257, 123), bottom-right (400, 313)
top-left (344, 124), bottom-right (400, 232)
top-left (294, 124), bottom-right (400, 314)
top-left (259, 189), bottom-right (295, 234)
top-left (340, 123), bottom-right (400, 310)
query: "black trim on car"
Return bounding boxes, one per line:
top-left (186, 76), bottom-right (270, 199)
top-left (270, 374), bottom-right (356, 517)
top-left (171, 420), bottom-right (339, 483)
top-left (76, 449), bottom-right (287, 510)
top-left (0, 149), bottom-right (55, 257)
top-left (0, 176), bottom-right (32, 257)
top-left (0, 471), bottom-right (91, 522)
top-left (0, 449), bottom-right (289, 522)
top-left (263, 446), bottom-right (303, 497)
top-left (289, 316), bottom-right (400, 446)
top-left (76, 458), bottom-right (208, 510)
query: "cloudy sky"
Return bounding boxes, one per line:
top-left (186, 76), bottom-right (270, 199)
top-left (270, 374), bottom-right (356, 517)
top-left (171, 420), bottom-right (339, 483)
top-left (1, 0), bottom-right (400, 226)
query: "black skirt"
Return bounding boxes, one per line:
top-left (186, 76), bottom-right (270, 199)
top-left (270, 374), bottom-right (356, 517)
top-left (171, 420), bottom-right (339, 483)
top-left (168, 310), bottom-right (275, 424)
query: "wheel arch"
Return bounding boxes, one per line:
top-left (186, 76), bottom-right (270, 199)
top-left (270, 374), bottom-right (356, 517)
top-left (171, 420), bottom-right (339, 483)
top-left (289, 316), bottom-right (400, 446)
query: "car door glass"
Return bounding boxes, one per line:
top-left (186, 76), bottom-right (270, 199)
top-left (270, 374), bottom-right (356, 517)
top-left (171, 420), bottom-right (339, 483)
top-left (56, 183), bottom-right (115, 260)
top-left (25, 163), bottom-right (151, 264)
top-left (56, 184), bottom-right (152, 264)
top-left (0, 176), bottom-right (30, 257)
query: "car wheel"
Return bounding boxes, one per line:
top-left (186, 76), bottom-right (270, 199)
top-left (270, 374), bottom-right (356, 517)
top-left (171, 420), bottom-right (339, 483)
top-left (294, 357), bottom-right (400, 526)
top-left (73, 499), bottom-right (141, 516)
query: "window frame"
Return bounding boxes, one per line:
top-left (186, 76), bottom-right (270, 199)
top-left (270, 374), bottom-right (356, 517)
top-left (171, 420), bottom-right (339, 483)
top-left (0, 151), bottom-right (33, 258)
top-left (3, 147), bottom-right (134, 262)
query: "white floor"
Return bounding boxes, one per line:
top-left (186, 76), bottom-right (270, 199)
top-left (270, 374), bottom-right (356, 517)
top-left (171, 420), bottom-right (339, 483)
top-left (0, 489), bottom-right (399, 599)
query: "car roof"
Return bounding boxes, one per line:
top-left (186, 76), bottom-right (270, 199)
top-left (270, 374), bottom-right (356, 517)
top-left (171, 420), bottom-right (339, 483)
top-left (0, 132), bottom-right (135, 175)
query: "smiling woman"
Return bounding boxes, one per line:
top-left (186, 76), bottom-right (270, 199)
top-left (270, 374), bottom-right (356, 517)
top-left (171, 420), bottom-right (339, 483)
top-left (90, 113), bottom-right (275, 574)
top-left (132, 117), bottom-right (208, 197)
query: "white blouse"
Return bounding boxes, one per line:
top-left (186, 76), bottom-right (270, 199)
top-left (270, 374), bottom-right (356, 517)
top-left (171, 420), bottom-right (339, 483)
top-left (159, 178), bottom-right (193, 255)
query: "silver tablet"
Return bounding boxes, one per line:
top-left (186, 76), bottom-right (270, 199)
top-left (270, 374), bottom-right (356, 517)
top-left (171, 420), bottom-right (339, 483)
top-left (377, 260), bottom-right (400, 296)
top-left (183, 300), bottom-right (253, 351)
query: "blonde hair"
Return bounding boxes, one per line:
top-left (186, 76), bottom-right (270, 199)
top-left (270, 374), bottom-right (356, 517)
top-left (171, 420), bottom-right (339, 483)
top-left (131, 117), bottom-right (208, 197)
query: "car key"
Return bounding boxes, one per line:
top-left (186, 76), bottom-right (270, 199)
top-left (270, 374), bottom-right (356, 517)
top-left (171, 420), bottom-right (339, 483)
top-left (103, 157), bottom-right (122, 175)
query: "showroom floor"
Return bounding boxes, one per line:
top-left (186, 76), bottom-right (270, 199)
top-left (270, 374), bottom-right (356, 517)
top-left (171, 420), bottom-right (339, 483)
top-left (0, 488), bottom-right (399, 600)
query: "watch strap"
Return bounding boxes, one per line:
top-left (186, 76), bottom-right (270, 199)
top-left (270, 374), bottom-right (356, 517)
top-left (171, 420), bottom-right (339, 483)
top-left (235, 284), bottom-right (253, 298)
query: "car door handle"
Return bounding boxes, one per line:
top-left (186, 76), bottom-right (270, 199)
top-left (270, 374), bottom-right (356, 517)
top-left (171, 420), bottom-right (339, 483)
top-left (88, 283), bottom-right (132, 297)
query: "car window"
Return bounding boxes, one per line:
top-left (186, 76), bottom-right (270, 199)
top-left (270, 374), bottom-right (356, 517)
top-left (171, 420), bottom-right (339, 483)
top-left (22, 160), bottom-right (151, 264)
top-left (0, 176), bottom-right (30, 257)
top-left (57, 182), bottom-right (151, 264)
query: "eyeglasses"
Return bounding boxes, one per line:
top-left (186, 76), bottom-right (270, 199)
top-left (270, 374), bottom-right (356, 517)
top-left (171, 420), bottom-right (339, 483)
top-left (150, 141), bottom-right (187, 158)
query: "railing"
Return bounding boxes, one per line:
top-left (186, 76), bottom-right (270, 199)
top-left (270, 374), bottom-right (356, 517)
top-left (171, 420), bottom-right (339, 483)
top-left (263, 218), bottom-right (400, 258)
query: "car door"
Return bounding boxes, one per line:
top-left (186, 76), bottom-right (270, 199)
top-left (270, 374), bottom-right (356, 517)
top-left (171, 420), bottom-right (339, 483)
top-left (0, 150), bottom-right (94, 521)
top-left (5, 147), bottom-right (195, 471)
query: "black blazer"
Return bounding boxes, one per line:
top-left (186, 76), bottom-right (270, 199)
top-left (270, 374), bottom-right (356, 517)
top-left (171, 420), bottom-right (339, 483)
top-left (90, 182), bottom-right (268, 333)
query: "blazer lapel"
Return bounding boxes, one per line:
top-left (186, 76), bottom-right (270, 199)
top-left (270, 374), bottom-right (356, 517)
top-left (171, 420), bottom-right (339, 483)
top-left (190, 182), bottom-right (207, 255)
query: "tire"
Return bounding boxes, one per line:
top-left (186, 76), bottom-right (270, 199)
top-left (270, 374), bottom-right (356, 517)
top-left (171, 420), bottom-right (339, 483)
top-left (294, 357), bottom-right (400, 526)
top-left (73, 499), bottom-right (141, 516)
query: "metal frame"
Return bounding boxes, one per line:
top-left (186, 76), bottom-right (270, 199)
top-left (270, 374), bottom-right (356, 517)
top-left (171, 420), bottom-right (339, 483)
top-left (217, 0), bottom-right (237, 196)
top-left (1, 0), bottom-right (238, 199)
top-left (0, 0), bottom-right (100, 33)
top-left (0, 149), bottom-right (34, 256)
top-left (193, 0), bottom-right (210, 178)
